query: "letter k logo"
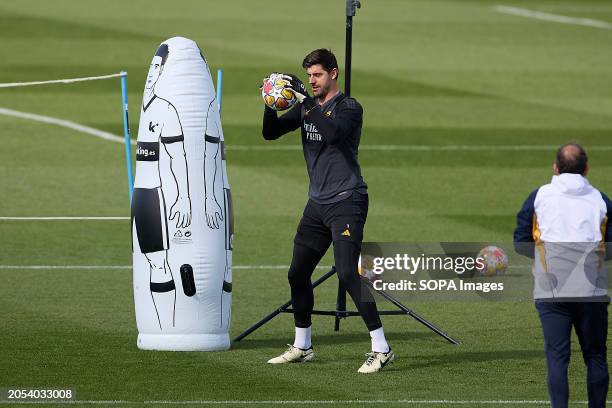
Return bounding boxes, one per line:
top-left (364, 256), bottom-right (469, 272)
top-left (149, 121), bottom-right (159, 132)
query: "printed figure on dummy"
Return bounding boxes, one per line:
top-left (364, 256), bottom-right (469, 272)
top-left (131, 43), bottom-right (191, 330)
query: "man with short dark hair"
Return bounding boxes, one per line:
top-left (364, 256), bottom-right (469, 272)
top-left (261, 49), bottom-right (393, 373)
top-left (514, 142), bottom-right (612, 407)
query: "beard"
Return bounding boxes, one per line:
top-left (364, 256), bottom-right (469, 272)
top-left (314, 83), bottom-right (331, 99)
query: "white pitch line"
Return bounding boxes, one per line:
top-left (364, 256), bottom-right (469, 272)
top-left (495, 5), bottom-right (612, 29)
top-left (0, 265), bottom-right (330, 270)
top-left (0, 107), bottom-right (134, 145)
top-left (0, 216), bottom-right (129, 220)
top-left (0, 72), bottom-right (125, 88)
top-left (2, 106), bottom-right (611, 152)
top-left (0, 265), bottom-right (131, 270)
top-left (0, 399), bottom-right (600, 405)
top-left (139, 401), bottom-right (583, 406)
top-left (229, 144), bottom-right (612, 152)
top-left (3, 106), bottom-right (612, 153)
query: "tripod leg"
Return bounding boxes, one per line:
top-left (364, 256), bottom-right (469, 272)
top-left (233, 300), bottom-right (291, 342)
top-left (234, 268), bottom-right (337, 342)
top-left (364, 279), bottom-right (460, 345)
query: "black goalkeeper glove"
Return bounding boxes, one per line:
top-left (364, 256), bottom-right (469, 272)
top-left (280, 74), bottom-right (316, 110)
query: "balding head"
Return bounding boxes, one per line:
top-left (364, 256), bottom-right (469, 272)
top-left (554, 142), bottom-right (588, 176)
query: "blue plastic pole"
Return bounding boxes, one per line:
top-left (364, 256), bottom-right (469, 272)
top-left (120, 71), bottom-right (134, 201)
top-left (216, 69), bottom-right (223, 114)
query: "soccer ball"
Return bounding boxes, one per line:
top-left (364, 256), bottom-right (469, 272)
top-left (261, 73), bottom-right (297, 111)
top-left (476, 246), bottom-right (508, 276)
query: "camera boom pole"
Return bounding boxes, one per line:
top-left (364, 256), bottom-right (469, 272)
top-left (344, 0), bottom-right (360, 98)
top-left (334, 0), bottom-right (362, 331)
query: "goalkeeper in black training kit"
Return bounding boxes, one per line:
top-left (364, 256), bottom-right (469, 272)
top-left (262, 48), bottom-right (394, 373)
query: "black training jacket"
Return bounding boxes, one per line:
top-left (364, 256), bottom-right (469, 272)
top-left (262, 92), bottom-right (367, 204)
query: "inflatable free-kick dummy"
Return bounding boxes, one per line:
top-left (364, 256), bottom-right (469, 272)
top-left (131, 37), bottom-right (233, 351)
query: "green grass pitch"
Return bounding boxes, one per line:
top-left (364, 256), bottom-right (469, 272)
top-left (1, 0), bottom-right (611, 407)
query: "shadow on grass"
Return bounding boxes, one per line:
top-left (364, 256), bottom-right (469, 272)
top-left (231, 330), bottom-right (443, 350)
top-left (405, 349), bottom-right (543, 370)
top-left (232, 330), bottom-right (542, 374)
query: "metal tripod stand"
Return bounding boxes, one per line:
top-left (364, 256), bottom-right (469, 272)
top-left (234, 267), bottom-right (459, 344)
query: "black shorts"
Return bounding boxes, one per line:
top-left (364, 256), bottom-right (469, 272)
top-left (131, 187), bottom-right (169, 254)
top-left (294, 191), bottom-right (368, 253)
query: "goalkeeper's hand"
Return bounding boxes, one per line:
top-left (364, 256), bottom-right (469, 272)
top-left (280, 74), bottom-right (311, 104)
